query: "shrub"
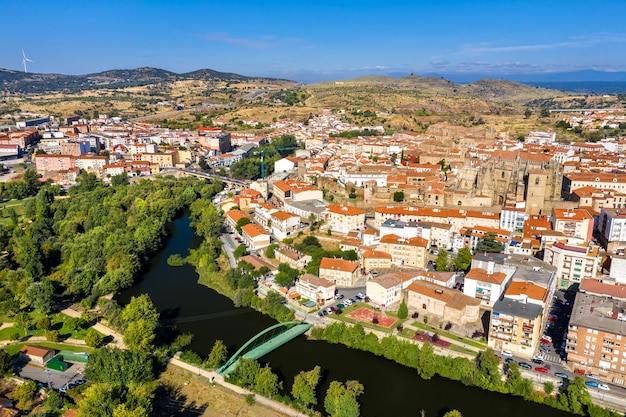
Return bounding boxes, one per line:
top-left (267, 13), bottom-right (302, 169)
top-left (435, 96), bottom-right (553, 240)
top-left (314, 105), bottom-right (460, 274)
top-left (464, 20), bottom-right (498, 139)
top-left (167, 254), bottom-right (186, 267)
top-left (45, 330), bottom-right (59, 342)
top-left (412, 312), bottom-right (419, 319)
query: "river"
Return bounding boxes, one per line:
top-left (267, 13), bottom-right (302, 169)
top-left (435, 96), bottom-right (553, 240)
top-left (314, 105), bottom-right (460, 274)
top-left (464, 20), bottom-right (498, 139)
top-left (117, 216), bottom-right (574, 417)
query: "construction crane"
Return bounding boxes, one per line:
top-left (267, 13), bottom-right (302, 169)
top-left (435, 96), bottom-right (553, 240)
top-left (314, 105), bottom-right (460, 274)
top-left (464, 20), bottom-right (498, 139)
top-left (253, 146), bottom-right (298, 179)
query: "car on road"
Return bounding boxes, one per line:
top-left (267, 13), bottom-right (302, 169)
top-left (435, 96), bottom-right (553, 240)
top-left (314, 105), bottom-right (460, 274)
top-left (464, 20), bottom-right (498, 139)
top-left (347, 298), bottom-right (357, 305)
top-left (356, 292), bottom-right (366, 299)
top-left (505, 357), bottom-right (515, 364)
top-left (555, 372), bottom-right (568, 379)
top-left (598, 384), bottom-right (610, 391)
top-left (535, 367), bottom-right (549, 374)
top-left (586, 373), bottom-right (600, 380)
top-left (518, 362), bottom-right (532, 370)
top-left (541, 334), bottom-right (553, 342)
top-left (501, 350), bottom-right (513, 357)
top-left (335, 294), bottom-right (344, 300)
top-left (532, 355), bottom-right (544, 364)
top-left (343, 299), bottom-right (353, 306)
top-left (585, 381), bottom-right (598, 388)
top-left (324, 308), bottom-right (334, 315)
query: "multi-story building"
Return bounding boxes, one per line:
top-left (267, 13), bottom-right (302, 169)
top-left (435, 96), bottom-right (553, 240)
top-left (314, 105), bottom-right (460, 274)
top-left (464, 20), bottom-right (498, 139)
top-left (366, 272), bottom-right (417, 308)
top-left (565, 283), bottom-right (626, 386)
top-left (270, 211), bottom-right (300, 241)
top-left (406, 280), bottom-right (481, 326)
top-left (463, 263), bottom-right (510, 306)
top-left (550, 208), bottom-right (594, 242)
top-left (543, 240), bottom-right (600, 289)
top-left (255, 203), bottom-right (279, 229)
top-left (598, 208), bottom-right (626, 253)
top-left (488, 298), bottom-right (544, 358)
top-left (500, 202), bottom-right (529, 232)
top-left (360, 249), bottom-right (392, 271)
top-left (272, 179), bottom-right (323, 203)
top-left (319, 257), bottom-right (360, 287)
top-left (378, 234), bottom-right (428, 269)
top-left (295, 273), bottom-right (335, 306)
top-left (325, 204), bottom-right (365, 234)
top-left (562, 172), bottom-right (626, 200)
top-left (240, 223), bottom-right (271, 251)
top-left (379, 219), bottom-right (432, 241)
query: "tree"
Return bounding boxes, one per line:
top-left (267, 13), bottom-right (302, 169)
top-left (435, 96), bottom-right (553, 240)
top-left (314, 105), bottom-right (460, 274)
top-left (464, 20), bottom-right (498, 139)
top-left (275, 263), bottom-right (299, 287)
top-left (475, 348), bottom-right (502, 390)
top-left (44, 390), bottom-right (64, 412)
top-left (124, 319), bottom-right (156, 352)
top-left (524, 108), bottom-right (532, 119)
top-left (475, 232), bottom-right (505, 253)
top-left (24, 279), bottom-right (55, 314)
top-left (111, 172), bottom-right (130, 186)
top-left (253, 365), bottom-right (282, 398)
top-left (206, 339), bottom-right (228, 369)
top-left (235, 217), bottom-right (251, 234)
top-left (11, 379), bottom-right (37, 410)
top-left (453, 247), bottom-right (472, 271)
top-left (0, 347), bottom-right (12, 376)
top-left (85, 347), bottom-right (153, 387)
top-left (36, 316), bottom-right (52, 331)
top-left (85, 329), bottom-right (104, 348)
top-left (233, 244), bottom-right (247, 259)
top-left (397, 299), bottom-right (408, 319)
top-left (45, 330), bottom-right (59, 342)
top-left (78, 383), bottom-right (119, 417)
top-left (14, 311), bottom-right (31, 335)
top-left (540, 107), bottom-right (550, 118)
top-left (393, 191), bottom-right (404, 202)
top-left (324, 380), bottom-right (364, 417)
top-left (266, 244), bottom-right (277, 258)
top-left (416, 342), bottom-right (437, 380)
top-left (292, 365), bottom-right (321, 408)
top-left (120, 294), bottom-right (159, 331)
top-left (435, 249), bottom-right (448, 272)
top-left (443, 411), bottom-right (463, 417)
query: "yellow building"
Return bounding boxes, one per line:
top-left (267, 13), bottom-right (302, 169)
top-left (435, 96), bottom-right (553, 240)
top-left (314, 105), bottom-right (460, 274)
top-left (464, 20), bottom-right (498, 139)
top-left (378, 234), bottom-right (428, 269)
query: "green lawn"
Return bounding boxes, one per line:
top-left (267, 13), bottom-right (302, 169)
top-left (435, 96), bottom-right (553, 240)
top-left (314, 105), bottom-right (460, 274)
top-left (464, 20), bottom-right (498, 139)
top-left (4, 342), bottom-right (95, 356)
top-left (0, 312), bottom-right (95, 341)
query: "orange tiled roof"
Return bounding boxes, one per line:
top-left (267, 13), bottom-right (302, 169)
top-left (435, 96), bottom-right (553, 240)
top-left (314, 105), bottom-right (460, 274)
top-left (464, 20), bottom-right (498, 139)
top-left (327, 204), bottom-right (365, 216)
top-left (506, 281), bottom-right (547, 302)
top-left (319, 257), bottom-right (359, 273)
top-left (465, 268), bottom-right (507, 285)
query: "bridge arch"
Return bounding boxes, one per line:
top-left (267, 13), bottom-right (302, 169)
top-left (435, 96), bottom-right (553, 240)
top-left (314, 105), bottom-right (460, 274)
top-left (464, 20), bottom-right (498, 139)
top-left (217, 321), bottom-right (311, 375)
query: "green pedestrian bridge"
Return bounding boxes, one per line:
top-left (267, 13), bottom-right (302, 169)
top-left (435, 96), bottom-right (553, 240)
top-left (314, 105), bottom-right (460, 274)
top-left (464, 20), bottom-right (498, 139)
top-left (216, 321), bottom-right (312, 376)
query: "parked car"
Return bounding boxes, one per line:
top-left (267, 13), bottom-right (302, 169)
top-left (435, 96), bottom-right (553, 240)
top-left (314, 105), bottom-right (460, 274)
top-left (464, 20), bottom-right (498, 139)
top-left (555, 372), bottom-right (568, 379)
top-left (505, 357), bottom-right (515, 364)
top-left (598, 384), bottom-right (610, 391)
top-left (335, 294), bottom-right (344, 300)
top-left (586, 374), bottom-right (600, 380)
top-left (532, 357), bottom-right (544, 364)
top-left (336, 303), bottom-right (345, 309)
top-left (356, 292), bottom-right (366, 299)
top-left (542, 335), bottom-right (553, 342)
top-left (585, 381), bottom-right (598, 388)
top-left (518, 362), bottom-right (532, 370)
top-left (501, 350), bottom-right (513, 357)
top-left (343, 299), bottom-right (353, 306)
top-left (535, 367), bottom-right (549, 374)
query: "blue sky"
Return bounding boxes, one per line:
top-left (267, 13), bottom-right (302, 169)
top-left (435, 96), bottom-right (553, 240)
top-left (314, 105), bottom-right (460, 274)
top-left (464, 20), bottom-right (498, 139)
top-left (2, 0), bottom-right (626, 83)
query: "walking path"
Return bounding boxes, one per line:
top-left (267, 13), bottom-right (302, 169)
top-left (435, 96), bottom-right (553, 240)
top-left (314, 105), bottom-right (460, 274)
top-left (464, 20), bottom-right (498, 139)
top-left (61, 307), bottom-right (125, 349)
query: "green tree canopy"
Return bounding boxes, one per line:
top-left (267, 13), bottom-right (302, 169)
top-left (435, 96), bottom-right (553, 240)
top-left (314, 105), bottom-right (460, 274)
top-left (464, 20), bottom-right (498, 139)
top-left (435, 249), bottom-right (448, 272)
top-left (206, 339), bottom-right (228, 369)
top-left (85, 347), bottom-right (154, 387)
top-left (292, 365), bottom-right (321, 408)
top-left (453, 247), bottom-right (472, 271)
top-left (475, 232), bottom-right (505, 253)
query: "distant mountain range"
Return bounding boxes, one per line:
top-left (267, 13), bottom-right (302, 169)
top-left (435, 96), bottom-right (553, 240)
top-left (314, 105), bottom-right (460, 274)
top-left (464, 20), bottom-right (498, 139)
top-left (424, 70), bottom-right (626, 84)
top-left (0, 67), bottom-right (293, 94)
top-left (2, 66), bottom-right (626, 95)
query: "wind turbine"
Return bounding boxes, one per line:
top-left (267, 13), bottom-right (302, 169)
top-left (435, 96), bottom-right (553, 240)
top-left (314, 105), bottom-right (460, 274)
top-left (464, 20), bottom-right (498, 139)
top-left (21, 49), bottom-right (33, 73)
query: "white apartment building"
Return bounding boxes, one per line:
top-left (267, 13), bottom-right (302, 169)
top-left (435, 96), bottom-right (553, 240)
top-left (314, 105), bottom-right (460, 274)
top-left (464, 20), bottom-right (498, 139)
top-left (543, 240), bottom-right (600, 290)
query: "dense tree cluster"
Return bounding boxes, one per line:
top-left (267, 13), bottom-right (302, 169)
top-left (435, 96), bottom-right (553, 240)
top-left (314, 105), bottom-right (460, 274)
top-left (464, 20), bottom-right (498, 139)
top-left (317, 322), bottom-right (618, 417)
